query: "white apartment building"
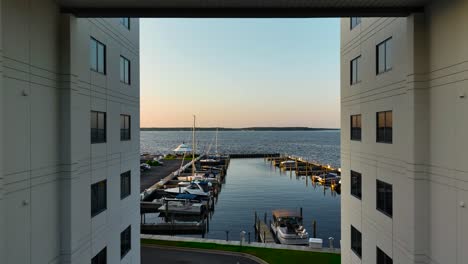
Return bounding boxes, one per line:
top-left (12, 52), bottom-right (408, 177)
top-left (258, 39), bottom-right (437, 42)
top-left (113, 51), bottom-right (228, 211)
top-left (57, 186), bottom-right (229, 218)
top-left (0, 0), bottom-right (140, 263)
top-left (340, 2), bottom-right (468, 264)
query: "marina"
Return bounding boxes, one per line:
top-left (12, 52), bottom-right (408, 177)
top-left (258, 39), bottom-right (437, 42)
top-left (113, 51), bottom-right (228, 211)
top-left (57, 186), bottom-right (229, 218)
top-left (140, 152), bottom-right (341, 247)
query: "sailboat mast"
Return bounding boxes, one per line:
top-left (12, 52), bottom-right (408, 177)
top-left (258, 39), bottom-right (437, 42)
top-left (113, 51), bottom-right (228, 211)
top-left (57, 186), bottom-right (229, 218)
top-left (192, 115), bottom-right (196, 175)
top-left (215, 128), bottom-right (218, 155)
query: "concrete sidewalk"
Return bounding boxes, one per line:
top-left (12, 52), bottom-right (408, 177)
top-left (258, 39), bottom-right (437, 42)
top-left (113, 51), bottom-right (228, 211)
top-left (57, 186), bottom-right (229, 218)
top-left (141, 244), bottom-right (266, 264)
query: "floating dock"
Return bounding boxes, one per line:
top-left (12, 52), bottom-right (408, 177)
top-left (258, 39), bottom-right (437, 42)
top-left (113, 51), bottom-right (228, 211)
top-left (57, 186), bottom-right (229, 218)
top-left (254, 212), bottom-right (275, 243)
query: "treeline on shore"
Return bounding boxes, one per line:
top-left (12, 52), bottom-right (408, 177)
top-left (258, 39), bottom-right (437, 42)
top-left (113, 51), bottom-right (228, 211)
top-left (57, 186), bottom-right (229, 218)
top-left (140, 127), bottom-right (339, 131)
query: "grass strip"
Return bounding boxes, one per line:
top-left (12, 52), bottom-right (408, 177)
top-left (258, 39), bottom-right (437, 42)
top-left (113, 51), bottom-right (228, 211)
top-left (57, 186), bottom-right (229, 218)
top-left (141, 239), bottom-right (340, 264)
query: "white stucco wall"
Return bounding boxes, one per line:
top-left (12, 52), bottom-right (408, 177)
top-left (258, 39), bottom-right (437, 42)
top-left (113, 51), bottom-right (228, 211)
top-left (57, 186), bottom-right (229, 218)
top-left (1, 0), bottom-right (140, 263)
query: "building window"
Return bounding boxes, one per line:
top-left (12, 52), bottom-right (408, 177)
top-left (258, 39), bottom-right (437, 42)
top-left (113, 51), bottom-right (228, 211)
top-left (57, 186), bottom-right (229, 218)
top-left (91, 111), bottom-right (106, 144)
top-left (121, 171), bottom-right (131, 199)
top-left (120, 56), bottom-right (131, 84)
top-left (350, 114), bottom-right (362, 141)
top-left (350, 56), bottom-right (361, 85)
top-left (377, 247), bottom-right (393, 264)
top-left (351, 171), bottom-right (362, 199)
top-left (376, 111), bottom-right (392, 143)
top-left (90, 38), bottom-right (106, 74)
top-left (351, 225), bottom-right (362, 258)
top-left (91, 180), bottom-right (107, 217)
top-left (377, 180), bottom-right (393, 217)
top-left (120, 114), bottom-right (131, 141)
top-left (376, 37), bottom-right (392, 74)
top-left (91, 247), bottom-right (106, 264)
top-left (350, 17), bottom-right (361, 29)
top-left (121, 226), bottom-right (131, 259)
top-left (120, 18), bottom-right (130, 29)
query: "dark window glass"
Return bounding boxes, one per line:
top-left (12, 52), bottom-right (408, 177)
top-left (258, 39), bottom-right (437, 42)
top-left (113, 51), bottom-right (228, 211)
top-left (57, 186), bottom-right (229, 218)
top-left (350, 17), bottom-right (361, 29)
top-left (90, 38), bottom-right (106, 74)
top-left (376, 38), bottom-right (392, 74)
top-left (377, 247), bottom-right (393, 264)
top-left (121, 171), bottom-right (131, 199)
top-left (91, 111), bottom-right (106, 144)
top-left (351, 225), bottom-right (362, 258)
top-left (91, 180), bottom-right (107, 217)
top-left (376, 111), bottom-right (392, 143)
top-left (350, 114), bottom-right (362, 141)
top-left (120, 18), bottom-right (130, 29)
top-left (351, 171), bottom-right (362, 199)
top-left (377, 180), bottom-right (393, 217)
top-left (120, 56), bottom-right (131, 84)
top-left (91, 247), bottom-right (106, 264)
top-left (350, 56), bottom-right (361, 85)
top-left (121, 226), bottom-right (131, 259)
top-left (120, 114), bottom-right (131, 141)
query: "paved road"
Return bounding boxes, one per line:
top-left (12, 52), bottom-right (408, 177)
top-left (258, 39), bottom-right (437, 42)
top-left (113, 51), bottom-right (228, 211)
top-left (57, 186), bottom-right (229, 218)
top-left (140, 159), bottom-right (182, 192)
top-left (141, 245), bottom-right (262, 264)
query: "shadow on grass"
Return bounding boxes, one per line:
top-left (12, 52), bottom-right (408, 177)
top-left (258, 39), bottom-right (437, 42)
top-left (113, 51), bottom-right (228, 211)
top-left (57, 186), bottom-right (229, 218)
top-left (141, 239), bottom-right (340, 264)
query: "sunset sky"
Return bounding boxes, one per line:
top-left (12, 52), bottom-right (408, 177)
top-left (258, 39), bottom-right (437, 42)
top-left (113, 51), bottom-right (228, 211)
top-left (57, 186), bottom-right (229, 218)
top-left (140, 18), bottom-right (340, 128)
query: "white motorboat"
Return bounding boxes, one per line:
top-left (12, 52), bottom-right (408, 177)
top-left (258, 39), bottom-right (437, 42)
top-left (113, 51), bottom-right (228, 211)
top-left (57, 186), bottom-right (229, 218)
top-left (316, 172), bottom-right (340, 185)
top-left (280, 160), bottom-right (296, 169)
top-left (270, 209), bottom-right (309, 245)
top-left (164, 182), bottom-right (211, 197)
top-left (158, 197), bottom-right (206, 215)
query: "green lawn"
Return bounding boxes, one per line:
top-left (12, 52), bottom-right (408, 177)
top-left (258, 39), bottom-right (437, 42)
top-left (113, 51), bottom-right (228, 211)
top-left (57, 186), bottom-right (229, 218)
top-left (141, 239), bottom-right (340, 264)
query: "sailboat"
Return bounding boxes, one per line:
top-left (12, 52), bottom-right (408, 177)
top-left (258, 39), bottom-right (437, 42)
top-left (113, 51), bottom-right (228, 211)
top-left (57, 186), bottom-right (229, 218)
top-left (165, 116), bottom-right (212, 197)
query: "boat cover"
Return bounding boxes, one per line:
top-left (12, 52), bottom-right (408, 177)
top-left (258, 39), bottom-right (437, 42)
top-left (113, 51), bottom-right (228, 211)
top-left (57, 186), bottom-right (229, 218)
top-left (175, 193), bottom-right (198, 200)
top-left (272, 209), bottom-right (302, 218)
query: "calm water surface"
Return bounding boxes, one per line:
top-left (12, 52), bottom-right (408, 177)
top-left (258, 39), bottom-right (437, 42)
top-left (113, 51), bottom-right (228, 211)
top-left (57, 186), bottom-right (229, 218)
top-left (141, 130), bottom-right (340, 167)
top-left (140, 130), bottom-right (341, 247)
top-left (205, 158), bottom-right (340, 246)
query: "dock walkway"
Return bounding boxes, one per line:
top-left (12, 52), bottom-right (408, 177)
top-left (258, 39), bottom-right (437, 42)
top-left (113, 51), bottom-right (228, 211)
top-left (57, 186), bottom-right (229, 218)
top-left (254, 213), bottom-right (275, 244)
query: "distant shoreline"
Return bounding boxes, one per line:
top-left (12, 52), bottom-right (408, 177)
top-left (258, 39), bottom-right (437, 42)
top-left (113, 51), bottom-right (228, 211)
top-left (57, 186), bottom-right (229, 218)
top-left (141, 127), bottom-right (340, 131)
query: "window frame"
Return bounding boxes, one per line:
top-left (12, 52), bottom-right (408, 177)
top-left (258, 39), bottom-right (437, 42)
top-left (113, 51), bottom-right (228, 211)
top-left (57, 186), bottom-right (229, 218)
top-left (91, 247), bottom-right (107, 264)
top-left (121, 225), bottom-right (131, 259)
top-left (376, 111), bottom-right (392, 144)
top-left (120, 171), bottom-right (131, 199)
top-left (350, 114), bottom-right (362, 141)
top-left (90, 37), bottom-right (106, 74)
top-left (350, 170), bottom-right (362, 200)
top-left (376, 179), bottom-right (393, 218)
top-left (91, 111), bottom-right (107, 144)
top-left (377, 247), bottom-right (393, 264)
top-left (120, 56), bottom-right (131, 85)
top-left (120, 17), bottom-right (130, 30)
top-left (120, 114), bottom-right (131, 141)
top-left (91, 180), bottom-right (107, 217)
top-left (350, 17), bottom-right (361, 30)
top-left (351, 225), bottom-right (362, 258)
top-left (350, 55), bottom-right (361, 85)
top-left (376, 37), bottom-right (392, 75)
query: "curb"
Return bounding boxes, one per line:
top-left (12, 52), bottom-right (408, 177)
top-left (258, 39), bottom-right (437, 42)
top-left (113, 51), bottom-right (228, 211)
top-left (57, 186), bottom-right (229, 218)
top-left (142, 244), bottom-right (269, 264)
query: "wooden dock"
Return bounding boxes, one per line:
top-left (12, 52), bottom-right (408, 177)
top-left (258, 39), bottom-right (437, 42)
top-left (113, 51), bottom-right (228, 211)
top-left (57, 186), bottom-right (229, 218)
top-left (254, 212), bottom-right (275, 243)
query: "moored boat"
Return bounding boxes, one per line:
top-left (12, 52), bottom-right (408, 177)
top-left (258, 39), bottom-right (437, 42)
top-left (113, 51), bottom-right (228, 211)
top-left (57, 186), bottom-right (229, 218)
top-left (164, 182), bottom-right (211, 197)
top-left (270, 209), bottom-right (309, 245)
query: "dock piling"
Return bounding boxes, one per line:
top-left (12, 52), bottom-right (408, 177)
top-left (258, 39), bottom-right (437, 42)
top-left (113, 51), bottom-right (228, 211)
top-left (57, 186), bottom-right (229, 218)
top-left (313, 220), bottom-right (317, 238)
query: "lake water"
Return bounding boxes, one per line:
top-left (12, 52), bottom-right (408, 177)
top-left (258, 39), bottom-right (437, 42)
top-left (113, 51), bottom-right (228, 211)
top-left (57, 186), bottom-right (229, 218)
top-left (141, 130), bottom-right (341, 247)
top-left (141, 130), bottom-right (340, 167)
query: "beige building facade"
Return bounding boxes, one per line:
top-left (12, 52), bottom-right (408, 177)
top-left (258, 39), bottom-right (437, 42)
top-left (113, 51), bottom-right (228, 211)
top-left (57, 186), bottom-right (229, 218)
top-left (340, 1), bottom-right (468, 263)
top-left (0, 0), bottom-right (140, 263)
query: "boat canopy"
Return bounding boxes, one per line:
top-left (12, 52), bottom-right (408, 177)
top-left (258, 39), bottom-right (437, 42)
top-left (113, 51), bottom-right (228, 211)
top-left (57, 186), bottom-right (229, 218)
top-left (173, 143), bottom-right (192, 153)
top-left (175, 193), bottom-right (198, 200)
top-left (272, 209), bottom-right (302, 218)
